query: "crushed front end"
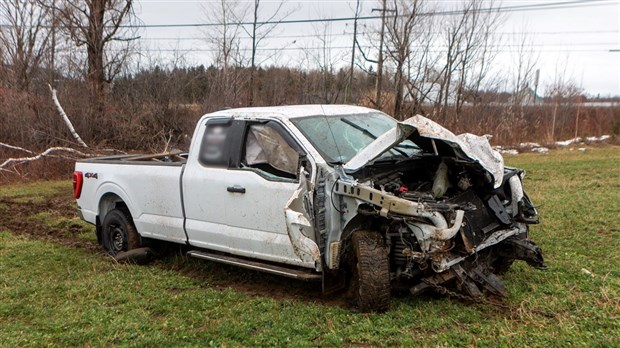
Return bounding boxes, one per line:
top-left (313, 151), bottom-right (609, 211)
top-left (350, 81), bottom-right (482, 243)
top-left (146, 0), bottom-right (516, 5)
top-left (334, 116), bottom-right (546, 299)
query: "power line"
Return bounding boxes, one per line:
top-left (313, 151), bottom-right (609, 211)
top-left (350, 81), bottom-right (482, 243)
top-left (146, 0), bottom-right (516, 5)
top-left (118, 0), bottom-right (613, 28)
top-left (0, 1), bottom-right (614, 30)
top-left (134, 40), bottom-right (619, 54)
top-left (139, 29), bottom-right (619, 42)
top-left (113, 46), bottom-right (617, 53)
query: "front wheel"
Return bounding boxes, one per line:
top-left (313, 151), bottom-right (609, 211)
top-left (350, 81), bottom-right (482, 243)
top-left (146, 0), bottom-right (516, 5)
top-left (349, 230), bottom-right (391, 313)
top-left (101, 208), bottom-right (141, 256)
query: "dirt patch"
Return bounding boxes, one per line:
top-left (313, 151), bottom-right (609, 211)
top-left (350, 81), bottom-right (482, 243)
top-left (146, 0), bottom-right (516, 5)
top-left (152, 246), bottom-right (348, 308)
top-left (200, 267), bottom-right (346, 308)
top-left (0, 192), bottom-right (100, 252)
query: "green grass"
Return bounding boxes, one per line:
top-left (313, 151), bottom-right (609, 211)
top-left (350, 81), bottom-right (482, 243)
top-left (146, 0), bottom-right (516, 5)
top-left (1, 147), bottom-right (619, 347)
top-left (0, 180), bottom-right (70, 203)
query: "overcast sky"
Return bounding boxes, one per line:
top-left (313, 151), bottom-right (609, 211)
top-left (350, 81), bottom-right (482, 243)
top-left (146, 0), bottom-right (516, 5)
top-left (133, 0), bottom-right (620, 97)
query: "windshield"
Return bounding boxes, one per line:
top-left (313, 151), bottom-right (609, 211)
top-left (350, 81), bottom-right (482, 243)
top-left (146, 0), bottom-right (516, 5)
top-left (291, 112), bottom-right (419, 164)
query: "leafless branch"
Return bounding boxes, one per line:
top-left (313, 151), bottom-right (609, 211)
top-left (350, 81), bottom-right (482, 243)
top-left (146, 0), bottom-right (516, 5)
top-left (48, 84), bottom-right (89, 148)
top-left (0, 142), bottom-right (36, 155)
top-left (1, 147), bottom-right (93, 170)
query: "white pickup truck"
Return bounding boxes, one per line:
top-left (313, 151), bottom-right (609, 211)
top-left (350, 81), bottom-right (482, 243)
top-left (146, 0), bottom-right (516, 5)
top-left (74, 105), bottom-right (545, 312)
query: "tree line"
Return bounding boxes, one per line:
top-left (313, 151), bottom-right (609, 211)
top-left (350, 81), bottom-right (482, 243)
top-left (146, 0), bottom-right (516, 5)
top-left (0, 0), bottom-right (617, 155)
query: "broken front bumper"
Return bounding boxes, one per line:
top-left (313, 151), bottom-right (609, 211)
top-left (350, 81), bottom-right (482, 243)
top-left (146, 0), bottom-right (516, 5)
top-left (410, 232), bottom-right (546, 298)
top-left (432, 225), bottom-right (524, 273)
top-left (333, 172), bottom-right (545, 274)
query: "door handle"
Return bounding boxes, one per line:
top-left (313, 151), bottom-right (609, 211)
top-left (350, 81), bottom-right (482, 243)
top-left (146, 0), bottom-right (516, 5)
top-left (227, 185), bottom-right (246, 194)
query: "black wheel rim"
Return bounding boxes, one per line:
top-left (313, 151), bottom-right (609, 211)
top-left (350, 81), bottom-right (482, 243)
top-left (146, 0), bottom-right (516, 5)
top-left (107, 223), bottom-right (126, 253)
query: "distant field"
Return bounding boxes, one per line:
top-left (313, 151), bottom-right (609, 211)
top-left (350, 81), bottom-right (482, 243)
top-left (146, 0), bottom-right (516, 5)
top-left (1, 147), bottom-right (619, 347)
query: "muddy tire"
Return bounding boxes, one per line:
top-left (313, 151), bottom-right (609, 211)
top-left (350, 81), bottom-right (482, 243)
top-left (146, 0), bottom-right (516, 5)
top-left (101, 209), bottom-right (141, 256)
top-left (349, 230), bottom-right (391, 313)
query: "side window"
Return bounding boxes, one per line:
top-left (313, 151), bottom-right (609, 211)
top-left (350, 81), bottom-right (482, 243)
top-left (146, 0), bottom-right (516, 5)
top-left (199, 120), bottom-right (233, 167)
top-left (242, 123), bottom-right (300, 180)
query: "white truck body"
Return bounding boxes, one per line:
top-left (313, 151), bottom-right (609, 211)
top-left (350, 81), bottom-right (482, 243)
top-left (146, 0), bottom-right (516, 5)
top-left (75, 105), bottom-right (545, 310)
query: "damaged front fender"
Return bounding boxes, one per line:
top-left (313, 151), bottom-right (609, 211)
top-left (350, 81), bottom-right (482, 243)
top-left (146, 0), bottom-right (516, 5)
top-left (284, 208), bottom-right (321, 266)
top-left (284, 170), bottom-right (321, 269)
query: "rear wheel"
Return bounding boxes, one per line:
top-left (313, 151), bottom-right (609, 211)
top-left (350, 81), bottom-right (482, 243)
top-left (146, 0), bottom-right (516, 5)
top-left (349, 230), bottom-right (391, 313)
top-left (101, 208), bottom-right (141, 256)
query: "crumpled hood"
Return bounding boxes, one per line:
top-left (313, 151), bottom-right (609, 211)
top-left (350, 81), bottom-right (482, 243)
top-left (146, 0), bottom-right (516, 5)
top-left (343, 115), bottom-right (505, 188)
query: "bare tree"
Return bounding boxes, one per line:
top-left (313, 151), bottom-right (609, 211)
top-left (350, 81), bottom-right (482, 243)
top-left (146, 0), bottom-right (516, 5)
top-left (0, 0), bottom-right (52, 91)
top-left (374, 0), bottom-right (387, 110)
top-left (345, 0), bottom-right (361, 103)
top-left (383, 0), bottom-right (424, 118)
top-left (48, 0), bottom-right (138, 118)
top-left (433, 1), bottom-right (472, 118)
top-left (510, 26), bottom-right (539, 105)
top-left (451, 0), bottom-right (503, 119)
top-left (384, 0), bottom-right (502, 122)
top-left (490, 24), bottom-right (539, 143)
top-left (547, 57), bottom-right (583, 142)
top-left (242, 0), bottom-right (293, 106)
top-left (202, 0), bottom-right (247, 107)
top-left (402, 19), bottom-right (438, 114)
top-left (303, 17), bottom-right (348, 103)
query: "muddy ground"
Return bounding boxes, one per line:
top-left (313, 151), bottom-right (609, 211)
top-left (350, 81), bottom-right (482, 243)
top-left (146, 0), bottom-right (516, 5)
top-left (0, 194), bottom-right (98, 251)
top-left (1, 182), bottom-right (566, 320)
top-left (0, 187), bottom-right (348, 308)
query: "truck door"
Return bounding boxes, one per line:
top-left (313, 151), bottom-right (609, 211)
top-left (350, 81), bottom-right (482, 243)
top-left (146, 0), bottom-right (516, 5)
top-left (183, 118), bottom-right (316, 268)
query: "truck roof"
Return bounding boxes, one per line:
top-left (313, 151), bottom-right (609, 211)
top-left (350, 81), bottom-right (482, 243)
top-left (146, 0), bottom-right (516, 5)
top-left (205, 104), bottom-right (379, 120)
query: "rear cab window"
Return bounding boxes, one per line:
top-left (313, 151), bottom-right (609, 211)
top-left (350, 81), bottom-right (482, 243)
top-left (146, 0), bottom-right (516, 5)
top-left (198, 118), bottom-right (235, 167)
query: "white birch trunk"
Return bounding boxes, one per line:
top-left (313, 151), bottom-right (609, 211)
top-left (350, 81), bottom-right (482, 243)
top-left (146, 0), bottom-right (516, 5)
top-left (1, 147), bottom-right (91, 170)
top-left (0, 142), bottom-right (35, 154)
top-left (48, 84), bottom-right (89, 148)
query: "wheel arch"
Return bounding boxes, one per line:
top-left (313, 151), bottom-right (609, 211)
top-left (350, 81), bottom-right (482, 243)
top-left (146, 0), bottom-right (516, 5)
top-left (95, 184), bottom-right (138, 243)
top-left (95, 183), bottom-right (136, 219)
top-left (331, 213), bottom-right (373, 270)
top-left (99, 193), bottom-right (129, 219)
top-left (341, 214), bottom-right (373, 243)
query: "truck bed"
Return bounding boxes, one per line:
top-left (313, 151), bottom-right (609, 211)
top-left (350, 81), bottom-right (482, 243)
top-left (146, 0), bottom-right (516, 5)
top-left (75, 151), bottom-right (189, 245)
top-left (77, 151), bottom-right (188, 165)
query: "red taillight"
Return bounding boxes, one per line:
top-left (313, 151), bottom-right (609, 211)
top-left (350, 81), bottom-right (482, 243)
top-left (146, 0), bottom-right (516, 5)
top-left (73, 171), bottom-right (83, 199)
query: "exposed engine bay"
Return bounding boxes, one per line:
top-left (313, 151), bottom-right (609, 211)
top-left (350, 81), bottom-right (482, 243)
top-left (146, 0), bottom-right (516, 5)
top-left (327, 116), bottom-right (546, 299)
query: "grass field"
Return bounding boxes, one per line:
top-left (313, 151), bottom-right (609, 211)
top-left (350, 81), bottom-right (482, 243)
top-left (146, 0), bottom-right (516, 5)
top-left (1, 147), bottom-right (619, 347)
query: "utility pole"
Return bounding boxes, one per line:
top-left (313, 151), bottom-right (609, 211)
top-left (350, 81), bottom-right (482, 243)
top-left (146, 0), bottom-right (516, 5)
top-left (49, 0), bottom-right (56, 84)
top-left (345, 0), bottom-right (361, 104)
top-left (373, 0), bottom-right (387, 110)
top-left (533, 69), bottom-right (540, 105)
top-left (249, 0), bottom-right (259, 106)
